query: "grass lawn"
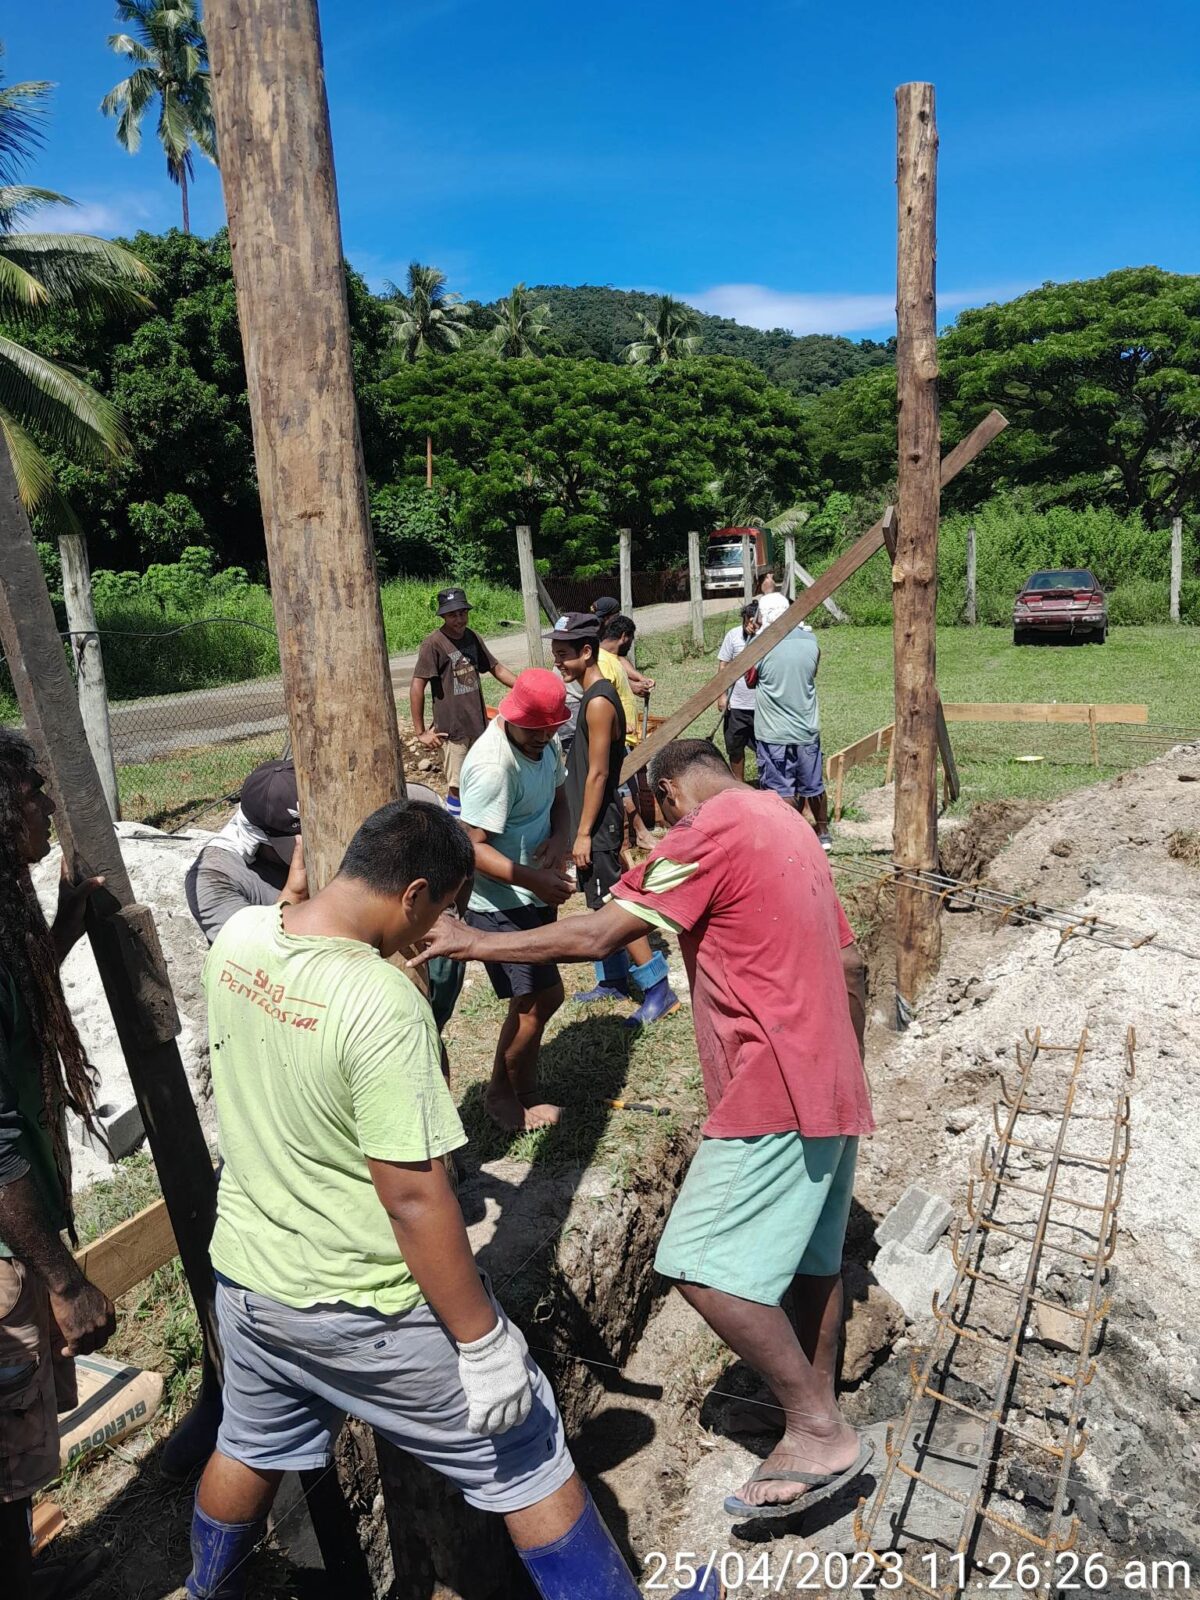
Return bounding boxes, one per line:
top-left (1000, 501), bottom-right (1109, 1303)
top-left (634, 619), bottom-right (1200, 817)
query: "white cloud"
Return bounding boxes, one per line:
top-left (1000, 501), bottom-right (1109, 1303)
top-left (33, 194), bottom-right (161, 238)
top-left (687, 282), bottom-right (1027, 337)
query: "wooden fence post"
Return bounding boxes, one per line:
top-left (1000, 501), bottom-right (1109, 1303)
top-left (1171, 516), bottom-right (1182, 623)
top-left (784, 533), bottom-right (797, 602)
top-left (965, 522), bottom-right (977, 625)
top-left (58, 532), bottom-right (120, 821)
top-left (618, 527), bottom-right (636, 665)
top-left (741, 531), bottom-right (754, 604)
top-left (688, 530), bottom-right (705, 648)
top-left (515, 525), bottom-right (545, 667)
top-left (893, 81), bottom-right (941, 1020)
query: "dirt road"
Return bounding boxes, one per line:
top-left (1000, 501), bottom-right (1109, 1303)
top-left (108, 596), bottom-right (737, 764)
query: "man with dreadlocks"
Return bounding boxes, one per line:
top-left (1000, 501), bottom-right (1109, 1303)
top-left (0, 730), bottom-right (115, 1599)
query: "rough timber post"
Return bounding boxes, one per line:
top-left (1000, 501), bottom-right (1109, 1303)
top-left (688, 530), bottom-right (705, 647)
top-left (516, 524), bottom-right (545, 666)
top-left (893, 81), bottom-right (941, 1019)
top-left (206, 0), bottom-right (405, 894)
top-left (741, 531), bottom-right (754, 604)
top-left (1171, 516), bottom-right (1182, 623)
top-left (58, 532), bottom-right (121, 821)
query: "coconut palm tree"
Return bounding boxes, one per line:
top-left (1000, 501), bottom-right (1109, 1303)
top-left (383, 262), bottom-right (472, 362)
top-left (101, 0), bottom-right (217, 235)
top-left (625, 294), bottom-right (702, 365)
top-left (1, 51), bottom-right (154, 526)
top-left (486, 283), bottom-right (551, 359)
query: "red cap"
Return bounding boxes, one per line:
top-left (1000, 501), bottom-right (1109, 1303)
top-left (497, 669), bottom-right (570, 730)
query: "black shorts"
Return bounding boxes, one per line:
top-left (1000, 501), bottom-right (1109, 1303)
top-left (723, 707), bottom-right (756, 762)
top-left (465, 904), bottom-right (561, 1001)
top-left (578, 847), bottom-right (623, 912)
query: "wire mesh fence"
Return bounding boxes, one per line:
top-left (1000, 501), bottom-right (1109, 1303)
top-left (542, 568), bottom-right (690, 616)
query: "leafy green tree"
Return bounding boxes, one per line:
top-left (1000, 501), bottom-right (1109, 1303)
top-left (101, 0), bottom-right (217, 235)
top-left (370, 355), bottom-right (814, 574)
top-left (485, 283), bottom-right (551, 359)
top-left (0, 50), bottom-right (153, 526)
top-left (383, 262), bottom-right (472, 362)
top-left (625, 294), bottom-right (701, 366)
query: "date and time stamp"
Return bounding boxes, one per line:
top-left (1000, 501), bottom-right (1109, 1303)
top-left (644, 1549), bottom-right (1194, 1593)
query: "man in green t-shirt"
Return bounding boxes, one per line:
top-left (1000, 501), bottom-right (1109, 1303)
top-left (0, 731), bottom-right (115, 1600)
top-left (187, 797), bottom-right (670, 1600)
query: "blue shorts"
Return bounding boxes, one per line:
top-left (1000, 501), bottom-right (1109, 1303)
top-left (214, 1277), bottom-right (574, 1514)
top-left (655, 1133), bottom-right (858, 1305)
top-left (756, 740), bottom-right (824, 800)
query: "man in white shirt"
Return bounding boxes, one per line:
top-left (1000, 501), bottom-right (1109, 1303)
top-left (716, 601), bottom-right (761, 783)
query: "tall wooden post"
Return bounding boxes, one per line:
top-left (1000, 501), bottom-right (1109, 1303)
top-left (784, 533), bottom-right (797, 602)
top-left (58, 533), bottom-right (120, 821)
top-left (893, 81), bottom-right (941, 1018)
top-left (1171, 516), bottom-right (1182, 623)
top-left (965, 523), bottom-right (977, 625)
top-left (741, 531), bottom-right (754, 603)
top-left (515, 525), bottom-right (545, 667)
top-left (618, 527), bottom-right (635, 665)
top-left (206, 0), bottom-right (404, 891)
top-left (426, 433), bottom-right (434, 489)
top-left (688, 530), bottom-right (705, 648)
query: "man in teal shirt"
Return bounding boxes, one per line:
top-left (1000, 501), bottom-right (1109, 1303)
top-left (459, 670), bottom-right (572, 1130)
top-left (752, 592), bottom-right (831, 849)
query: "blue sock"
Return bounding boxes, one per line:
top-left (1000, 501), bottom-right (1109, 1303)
top-left (185, 1500), bottom-right (266, 1599)
top-left (444, 791), bottom-right (462, 818)
top-left (629, 950), bottom-right (669, 993)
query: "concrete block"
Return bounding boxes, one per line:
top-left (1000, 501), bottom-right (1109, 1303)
top-left (72, 1098), bottom-right (145, 1161)
top-left (873, 1240), bottom-right (957, 1323)
top-left (875, 1184), bottom-right (954, 1254)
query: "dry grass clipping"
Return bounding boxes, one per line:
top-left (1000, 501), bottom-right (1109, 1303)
top-left (1167, 828), bottom-right (1200, 868)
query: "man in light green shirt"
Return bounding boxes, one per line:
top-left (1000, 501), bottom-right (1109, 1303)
top-left (188, 797), bottom-right (665, 1600)
top-left (459, 670), bottom-right (573, 1132)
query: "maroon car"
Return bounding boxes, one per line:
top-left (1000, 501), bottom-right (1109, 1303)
top-left (1013, 568), bottom-right (1108, 645)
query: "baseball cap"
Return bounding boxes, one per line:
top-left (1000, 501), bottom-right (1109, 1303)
top-left (550, 611), bottom-right (602, 644)
top-left (757, 592), bottom-right (791, 627)
top-left (240, 759), bottom-right (300, 858)
top-left (436, 587), bottom-right (471, 616)
top-left (497, 668), bottom-right (571, 730)
top-left (591, 596), bottom-right (620, 619)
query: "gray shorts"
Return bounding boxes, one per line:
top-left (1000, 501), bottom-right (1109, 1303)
top-left (214, 1278), bottom-right (574, 1513)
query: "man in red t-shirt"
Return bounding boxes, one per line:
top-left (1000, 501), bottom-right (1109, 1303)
top-left (415, 739), bottom-right (874, 1523)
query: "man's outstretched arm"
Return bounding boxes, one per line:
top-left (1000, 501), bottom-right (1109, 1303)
top-left (413, 900), bottom-right (648, 969)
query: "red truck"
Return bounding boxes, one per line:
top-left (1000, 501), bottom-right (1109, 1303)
top-left (703, 527), bottom-right (773, 595)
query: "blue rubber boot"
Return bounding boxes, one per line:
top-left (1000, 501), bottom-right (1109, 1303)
top-left (622, 952), bottom-right (680, 1028)
top-left (520, 1494), bottom-right (721, 1598)
top-left (444, 791), bottom-right (462, 818)
top-left (574, 951), bottom-right (631, 1004)
top-left (184, 1500), bottom-right (266, 1599)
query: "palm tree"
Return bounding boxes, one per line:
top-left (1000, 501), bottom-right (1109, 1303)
top-left (625, 294), bottom-right (702, 365)
top-left (1, 51), bottom-right (154, 527)
top-left (101, 0), bottom-right (217, 235)
top-left (383, 262), bottom-right (472, 361)
top-left (486, 283), bottom-right (551, 359)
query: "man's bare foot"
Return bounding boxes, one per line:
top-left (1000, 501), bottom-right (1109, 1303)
top-left (733, 1416), bottom-right (860, 1508)
top-left (486, 1089), bottom-right (562, 1131)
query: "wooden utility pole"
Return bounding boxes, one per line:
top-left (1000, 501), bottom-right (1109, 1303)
top-left (1171, 516), bottom-right (1182, 623)
top-left (206, 0), bottom-right (404, 891)
top-left (58, 533), bottom-right (120, 821)
top-left (965, 523), bottom-right (977, 624)
top-left (893, 81), bottom-right (941, 1017)
top-left (687, 530), bottom-right (705, 648)
top-left (426, 433), bottom-right (434, 489)
top-left (784, 533), bottom-right (797, 602)
top-left (515, 525), bottom-right (544, 666)
top-left (741, 531), bottom-right (754, 603)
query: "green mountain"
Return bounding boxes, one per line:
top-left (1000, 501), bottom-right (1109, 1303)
top-left (511, 284), bottom-right (894, 394)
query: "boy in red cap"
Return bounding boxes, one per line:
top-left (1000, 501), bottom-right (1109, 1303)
top-left (458, 670), bottom-right (573, 1130)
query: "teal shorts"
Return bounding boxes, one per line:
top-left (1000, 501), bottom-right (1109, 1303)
top-left (655, 1133), bottom-right (859, 1305)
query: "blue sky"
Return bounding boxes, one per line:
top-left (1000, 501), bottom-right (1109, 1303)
top-left (5, 1), bottom-right (1198, 338)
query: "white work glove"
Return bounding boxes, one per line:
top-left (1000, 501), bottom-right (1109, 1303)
top-left (457, 1318), bottom-right (534, 1436)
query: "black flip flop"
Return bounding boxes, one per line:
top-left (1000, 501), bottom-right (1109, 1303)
top-left (723, 1436), bottom-right (875, 1522)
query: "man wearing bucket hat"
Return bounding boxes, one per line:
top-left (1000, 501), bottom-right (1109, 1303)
top-left (458, 670), bottom-right (573, 1131)
top-left (411, 588), bottom-right (519, 819)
